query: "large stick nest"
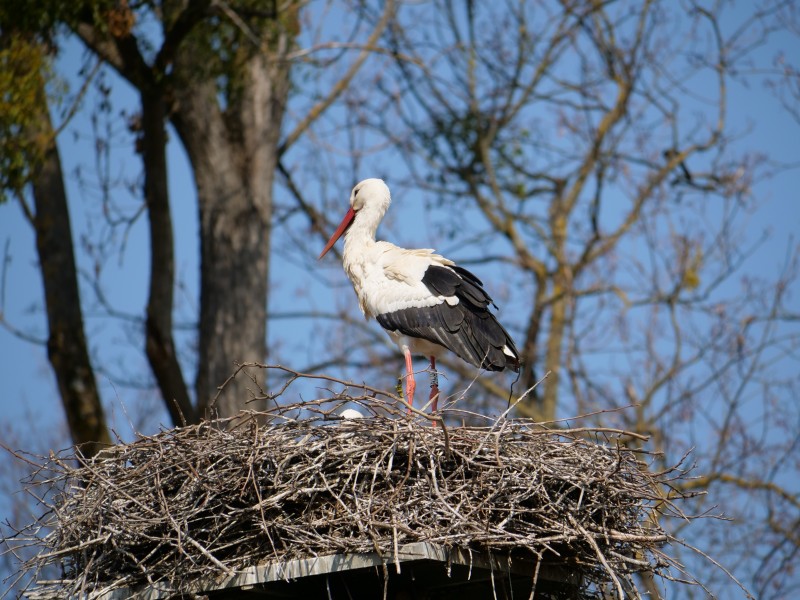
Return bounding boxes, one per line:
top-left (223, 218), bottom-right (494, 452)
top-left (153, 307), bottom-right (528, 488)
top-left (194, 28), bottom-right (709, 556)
top-left (9, 387), bottom-right (696, 599)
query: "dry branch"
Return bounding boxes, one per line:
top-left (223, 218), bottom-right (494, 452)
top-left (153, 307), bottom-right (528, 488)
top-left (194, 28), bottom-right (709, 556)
top-left (5, 371), bottom-right (704, 599)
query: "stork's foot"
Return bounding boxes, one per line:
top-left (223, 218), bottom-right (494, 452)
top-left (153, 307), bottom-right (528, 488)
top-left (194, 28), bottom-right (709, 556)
top-left (429, 385), bottom-right (440, 413)
top-left (428, 363), bottom-right (440, 412)
top-left (406, 378), bottom-right (416, 414)
top-left (403, 347), bottom-right (416, 413)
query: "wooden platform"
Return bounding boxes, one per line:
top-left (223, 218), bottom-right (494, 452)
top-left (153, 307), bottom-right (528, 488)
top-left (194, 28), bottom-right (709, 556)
top-left (98, 542), bottom-right (581, 599)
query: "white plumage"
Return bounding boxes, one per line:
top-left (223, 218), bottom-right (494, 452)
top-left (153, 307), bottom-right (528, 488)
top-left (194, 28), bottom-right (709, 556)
top-left (319, 178), bottom-right (520, 411)
top-left (340, 408), bottom-right (364, 420)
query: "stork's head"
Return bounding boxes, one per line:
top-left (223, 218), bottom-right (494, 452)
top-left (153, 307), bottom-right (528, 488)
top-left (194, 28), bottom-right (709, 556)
top-left (350, 178), bottom-right (390, 211)
top-left (318, 178), bottom-right (391, 259)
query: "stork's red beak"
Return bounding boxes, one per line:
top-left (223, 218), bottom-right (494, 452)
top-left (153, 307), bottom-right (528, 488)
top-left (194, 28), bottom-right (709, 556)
top-left (318, 207), bottom-right (356, 259)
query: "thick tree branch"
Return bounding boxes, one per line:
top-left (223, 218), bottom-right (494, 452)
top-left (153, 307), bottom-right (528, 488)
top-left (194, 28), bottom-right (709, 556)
top-left (72, 20), bottom-right (152, 91)
top-left (140, 91), bottom-right (197, 426)
top-left (26, 47), bottom-right (111, 457)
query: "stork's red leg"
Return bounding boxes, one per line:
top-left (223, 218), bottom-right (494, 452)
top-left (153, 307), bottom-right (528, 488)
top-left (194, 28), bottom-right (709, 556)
top-left (429, 356), bottom-right (440, 413)
top-left (403, 346), bottom-right (415, 411)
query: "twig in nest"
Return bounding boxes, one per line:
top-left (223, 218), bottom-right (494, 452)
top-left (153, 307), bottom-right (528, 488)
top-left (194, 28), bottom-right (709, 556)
top-left (5, 370), bottom-right (723, 599)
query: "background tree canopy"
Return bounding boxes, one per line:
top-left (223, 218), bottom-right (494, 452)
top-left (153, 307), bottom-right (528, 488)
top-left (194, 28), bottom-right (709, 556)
top-left (1, 1), bottom-right (799, 598)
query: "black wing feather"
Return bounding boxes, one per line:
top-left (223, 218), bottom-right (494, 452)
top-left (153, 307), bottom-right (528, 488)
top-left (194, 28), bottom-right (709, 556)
top-left (376, 264), bottom-right (519, 372)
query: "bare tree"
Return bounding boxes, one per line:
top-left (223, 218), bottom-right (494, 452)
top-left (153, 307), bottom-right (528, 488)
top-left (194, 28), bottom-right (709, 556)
top-left (1, 0), bottom-right (395, 430)
top-left (281, 1), bottom-right (800, 596)
top-left (66, 0), bottom-right (300, 420)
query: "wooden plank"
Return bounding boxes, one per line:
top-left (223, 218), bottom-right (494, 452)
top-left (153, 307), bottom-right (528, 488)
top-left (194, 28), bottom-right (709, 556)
top-left (90, 542), bottom-right (578, 599)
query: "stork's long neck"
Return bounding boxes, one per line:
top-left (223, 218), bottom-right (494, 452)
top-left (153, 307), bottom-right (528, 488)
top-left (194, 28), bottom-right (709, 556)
top-left (341, 203), bottom-right (386, 307)
top-left (343, 203), bottom-right (385, 261)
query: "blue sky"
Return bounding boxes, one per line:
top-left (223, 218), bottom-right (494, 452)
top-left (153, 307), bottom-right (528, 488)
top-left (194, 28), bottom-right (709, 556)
top-left (0, 0), bottom-right (798, 437)
top-left (0, 1), bottom-right (797, 449)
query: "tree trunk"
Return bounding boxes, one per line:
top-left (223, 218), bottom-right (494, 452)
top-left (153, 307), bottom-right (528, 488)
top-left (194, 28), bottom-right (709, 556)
top-left (171, 45), bottom-right (292, 419)
top-left (27, 56), bottom-right (111, 457)
top-left (141, 90), bottom-right (197, 426)
top-left (71, 3), bottom-right (297, 421)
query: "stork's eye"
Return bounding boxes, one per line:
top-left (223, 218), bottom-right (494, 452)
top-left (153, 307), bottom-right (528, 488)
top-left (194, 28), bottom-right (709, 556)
top-left (352, 186), bottom-right (365, 210)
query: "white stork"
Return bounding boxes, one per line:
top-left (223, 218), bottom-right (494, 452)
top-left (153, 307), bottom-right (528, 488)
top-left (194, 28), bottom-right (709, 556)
top-left (318, 178), bottom-right (520, 411)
